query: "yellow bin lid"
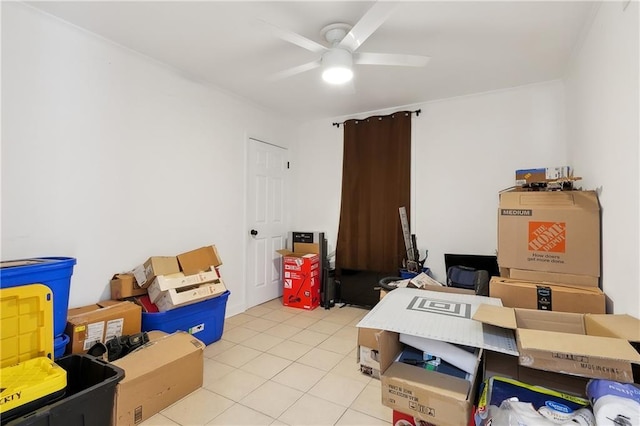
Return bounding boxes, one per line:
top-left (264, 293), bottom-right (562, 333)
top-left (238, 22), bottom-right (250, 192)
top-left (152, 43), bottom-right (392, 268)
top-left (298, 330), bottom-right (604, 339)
top-left (0, 284), bottom-right (54, 368)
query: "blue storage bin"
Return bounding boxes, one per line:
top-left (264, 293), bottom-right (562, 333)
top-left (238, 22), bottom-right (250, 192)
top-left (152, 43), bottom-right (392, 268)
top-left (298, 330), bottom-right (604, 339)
top-left (54, 334), bottom-right (69, 359)
top-left (399, 267), bottom-right (431, 279)
top-left (1, 257), bottom-right (76, 339)
top-left (142, 291), bottom-right (230, 345)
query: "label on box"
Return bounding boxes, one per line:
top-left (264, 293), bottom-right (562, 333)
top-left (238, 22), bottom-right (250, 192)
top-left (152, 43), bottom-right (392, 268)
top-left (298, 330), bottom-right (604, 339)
top-left (359, 346), bottom-right (381, 379)
top-left (84, 321), bottom-right (105, 350)
top-left (536, 286), bottom-right (552, 310)
top-left (133, 264), bottom-right (147, 287)
top-left (105, 318), bottom-right (124, 341)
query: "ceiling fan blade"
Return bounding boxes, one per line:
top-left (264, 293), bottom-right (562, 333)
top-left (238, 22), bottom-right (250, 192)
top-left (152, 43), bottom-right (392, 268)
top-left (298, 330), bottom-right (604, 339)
top-left (268, 60), bottom-right (321, 81)
top-left (259, 19), bottom-right (328, 53)
top-left (354, 52), bottom-right (431, 67)
top-left (338, 2), bottom-right (397, 52)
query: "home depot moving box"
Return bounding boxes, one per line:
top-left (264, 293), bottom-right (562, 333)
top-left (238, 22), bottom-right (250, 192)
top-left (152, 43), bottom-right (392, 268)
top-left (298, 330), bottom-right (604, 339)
top-left (276, 247), bottom-right (320, 310)
top-left (489, 277), bottom-right (605, 314)
top-left (66, 300), bottom-right (142, 354)
top-left (497, 190), bottom-right (600, 277)
top-left (473, 305), bottom-right (640, 382)
top-left (112, 331), bottom-right (204, 425)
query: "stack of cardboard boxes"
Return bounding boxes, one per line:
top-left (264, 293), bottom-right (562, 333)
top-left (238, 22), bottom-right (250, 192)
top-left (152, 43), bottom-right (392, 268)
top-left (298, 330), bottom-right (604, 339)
top-left (62, 244), bottom-right (229, 425)
top-left (495, 188), bottom-right (605, 313)
top-left (356, 286), bottom-right (640, 426)
top-left (133, 246), bottom-right (226, 312)
top-left (354, 179), bottom-right (640, 426)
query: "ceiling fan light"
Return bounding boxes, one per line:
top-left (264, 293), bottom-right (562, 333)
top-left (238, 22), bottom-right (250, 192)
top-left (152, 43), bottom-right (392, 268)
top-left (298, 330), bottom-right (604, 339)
top-left (322, 49), bottom-right (353, 84)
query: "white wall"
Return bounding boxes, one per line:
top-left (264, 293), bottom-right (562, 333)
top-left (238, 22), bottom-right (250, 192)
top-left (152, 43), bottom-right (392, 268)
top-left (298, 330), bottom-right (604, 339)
top-left (564, 2), bottom-right (639, 316)
top-left (293, 81), bottom-right (567, 282)
top-left (1, 2), bottom-right (294, 316)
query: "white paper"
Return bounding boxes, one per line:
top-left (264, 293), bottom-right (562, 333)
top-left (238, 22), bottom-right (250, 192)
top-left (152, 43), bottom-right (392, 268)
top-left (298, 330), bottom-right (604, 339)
top-left (356, 287), bottom-right (518, 356)
top-left (400, 334), bottom-right (478, 374)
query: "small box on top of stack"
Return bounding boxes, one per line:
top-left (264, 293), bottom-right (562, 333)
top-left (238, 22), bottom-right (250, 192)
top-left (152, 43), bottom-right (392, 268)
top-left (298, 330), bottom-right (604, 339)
top-left (495, 167), bottom-right (604, 314)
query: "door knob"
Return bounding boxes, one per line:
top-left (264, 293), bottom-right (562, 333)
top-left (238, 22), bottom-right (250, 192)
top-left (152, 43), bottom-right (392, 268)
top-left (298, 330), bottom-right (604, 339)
top-left (250, 229), bottom-right (258, 236)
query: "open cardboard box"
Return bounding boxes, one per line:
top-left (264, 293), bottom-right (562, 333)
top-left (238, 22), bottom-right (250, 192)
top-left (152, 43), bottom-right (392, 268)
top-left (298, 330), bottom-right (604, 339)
top-left (473, 305), bottom-right (640, 382)
top-left (154, 279), bottom-right (227, 312)
top-left (177, 245), bottom-right (223, 275)
top-left (147, 268), bottom-right (220, 303)
top-left (357, 288), bottom-right (512, 426)
top-left (377, 329), bottom-right (482, 426)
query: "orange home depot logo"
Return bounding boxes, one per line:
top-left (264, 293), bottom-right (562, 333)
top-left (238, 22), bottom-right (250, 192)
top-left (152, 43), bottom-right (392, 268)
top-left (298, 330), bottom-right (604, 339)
top-left (528, 221), bottom-right (566, 252)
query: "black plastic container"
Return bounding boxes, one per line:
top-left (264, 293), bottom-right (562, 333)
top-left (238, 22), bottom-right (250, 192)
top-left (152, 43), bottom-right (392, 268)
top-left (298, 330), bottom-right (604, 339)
top-left (4, 355), bottom-right (124, 426)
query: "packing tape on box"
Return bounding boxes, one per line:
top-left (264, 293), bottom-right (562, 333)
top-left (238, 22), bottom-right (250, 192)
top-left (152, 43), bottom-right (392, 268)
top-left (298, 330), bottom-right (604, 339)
top-left (399, 333), bottom-right (477, 374)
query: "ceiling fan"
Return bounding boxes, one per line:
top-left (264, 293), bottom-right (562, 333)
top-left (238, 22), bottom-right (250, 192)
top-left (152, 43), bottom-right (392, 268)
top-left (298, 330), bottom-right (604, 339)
top-left (263, 2), bottom-right (430, 85)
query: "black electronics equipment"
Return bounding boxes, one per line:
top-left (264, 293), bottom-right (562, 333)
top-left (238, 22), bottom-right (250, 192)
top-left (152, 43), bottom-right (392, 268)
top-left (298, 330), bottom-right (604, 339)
top-left (88, 332), bottom-right (150, 361)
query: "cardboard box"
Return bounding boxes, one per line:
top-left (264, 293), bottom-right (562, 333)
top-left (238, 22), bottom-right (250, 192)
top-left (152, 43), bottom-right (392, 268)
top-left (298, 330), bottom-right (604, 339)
top-left (110, 274), bottom-right (147, 300)
top-left (177, 245), bottom-right (223, 275)
top-left (357, 288), bottom-right (510, 426)
top-left (132, 256), bottom-right (180, 288)
top-left (357, 328), bottom-right (383, 379)
top-left (154, 280), bottom-right (228, 312)
top-left (483, 350), bottom-right (589, 398)
top-left (473, 305), bottom-right (640, 382)
top-left (378, 329), bottom-right (482, 426)
top-left (66, 300), bottom-right (142, 354)
top-left (112, 331), bottom-right (204, 426)
top-left (489, 277), bottom-right (605, 314)
top-left (147, 268), bottom-right (220, 303)
top-left (277, 249), bottom-right (320, 310)
top-left (497, 190), bottom-right (600, 277)
top-left (501, 267), bottom-right (599, 288)
top-left (515, 166), bottom-right (571, 186)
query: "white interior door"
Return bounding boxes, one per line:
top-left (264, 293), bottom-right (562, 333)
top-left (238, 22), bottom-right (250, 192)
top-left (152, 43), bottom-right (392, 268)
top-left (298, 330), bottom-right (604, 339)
top-left (246, 138), bottom-right (288, 308)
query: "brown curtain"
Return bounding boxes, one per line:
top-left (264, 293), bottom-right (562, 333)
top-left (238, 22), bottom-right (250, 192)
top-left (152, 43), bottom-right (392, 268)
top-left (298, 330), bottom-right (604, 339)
top-left (335, 111), bottom-right (412, 275)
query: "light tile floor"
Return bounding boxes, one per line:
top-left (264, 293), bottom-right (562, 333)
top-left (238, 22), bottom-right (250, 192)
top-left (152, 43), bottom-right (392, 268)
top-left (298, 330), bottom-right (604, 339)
top-left (140, 298), bottom-right (391, 426)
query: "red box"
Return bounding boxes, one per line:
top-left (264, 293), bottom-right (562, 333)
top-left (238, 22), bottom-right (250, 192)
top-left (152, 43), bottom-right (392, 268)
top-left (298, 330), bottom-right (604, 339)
top-left (393, 409), bottom-right (474, 426)
top-left (278, 250), bottom-right (320, 310)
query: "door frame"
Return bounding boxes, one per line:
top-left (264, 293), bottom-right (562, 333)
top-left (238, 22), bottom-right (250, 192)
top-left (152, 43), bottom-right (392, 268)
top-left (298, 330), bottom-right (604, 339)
top-left (243, 135), bottom-right (290, 312)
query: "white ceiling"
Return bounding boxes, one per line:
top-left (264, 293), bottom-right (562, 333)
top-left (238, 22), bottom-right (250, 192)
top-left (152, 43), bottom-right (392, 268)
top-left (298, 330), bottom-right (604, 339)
top-left (28, 1), bottom-right (596, 121)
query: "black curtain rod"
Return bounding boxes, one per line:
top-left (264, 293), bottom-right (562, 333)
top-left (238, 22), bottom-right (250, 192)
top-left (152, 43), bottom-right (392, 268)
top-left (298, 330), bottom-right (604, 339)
top-left (332, 109), bottom-right (421, 128)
